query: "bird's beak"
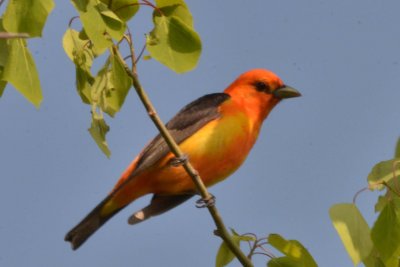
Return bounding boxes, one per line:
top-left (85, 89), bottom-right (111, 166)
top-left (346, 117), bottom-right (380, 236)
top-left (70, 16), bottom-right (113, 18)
top-left (273, 85), bottom-right (301, 99)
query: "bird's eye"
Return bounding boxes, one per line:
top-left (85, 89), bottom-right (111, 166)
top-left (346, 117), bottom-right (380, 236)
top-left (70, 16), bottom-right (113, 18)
top-left (254, 81), bottom-right (270, 93)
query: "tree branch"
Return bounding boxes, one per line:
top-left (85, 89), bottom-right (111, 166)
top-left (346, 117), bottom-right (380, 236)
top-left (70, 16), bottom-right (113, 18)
top-left (113, 46), bottom-right (253, 267)
top-left (0, 32), bottom-right (29, 39)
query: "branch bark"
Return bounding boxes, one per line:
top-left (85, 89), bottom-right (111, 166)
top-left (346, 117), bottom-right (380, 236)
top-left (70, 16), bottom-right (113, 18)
top-left (0, 32), bottom-right (29, 39)
top-left (113, 46), bottom-right (253, 267)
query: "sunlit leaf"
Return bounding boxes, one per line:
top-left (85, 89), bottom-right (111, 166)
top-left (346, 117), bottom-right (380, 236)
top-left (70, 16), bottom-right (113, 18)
top-left (3, 0), bottom-right (54, 37)
top-left (215, 241), bottom-right (236, 267)
top-left (371, 200), bottom-right (400, 265)
top-left (368, 159), bottom-right (400, 190)
top-left (75, 67), bottom-right (94, 104)
top-left (267, 234), bottom-right (317, 267)
top-left (100, 0), bottom-right (139, 21)
top-left (155, 0), bottom-right (193, 26)
top-left (2, 39), bottom-right (42, 107)
top-left (100, 50), bottom-right (131, 116)
top-left (98, 3), bottom-right (126, 40)
top-left (146, 15), bottom-right (201, 73)
top-left (329, 203), bottom-right (373, 265)
top-left (63, 29), bottom-right (92, 63)
top-left (91, 62), bottom-right (109, 104)
top-left (77, 0), bottom-right (113, 54)
top-left (63, 29), bottom-right (95, 104)
top-left (88, 112), bottom-right (111, 157)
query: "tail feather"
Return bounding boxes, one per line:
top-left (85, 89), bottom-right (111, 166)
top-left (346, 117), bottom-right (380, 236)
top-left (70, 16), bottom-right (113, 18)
top-left (65, 196), bottom-right (124, 250)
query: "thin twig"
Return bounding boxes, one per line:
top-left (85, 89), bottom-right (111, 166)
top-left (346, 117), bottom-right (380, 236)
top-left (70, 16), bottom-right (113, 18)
top-left (352, 186), bottom-right (369, 204)
top-left (247, 239), bottom-right (259, 260)
top-left (134, 44), bottom-right (146, 65)
top-left (0, 32), bottom-right (29, 39)
top-left (252, 252), bottom-right (275, 258)
top-left (112, 46), bottom-right (253, 267)
top-left (125, 27), bottom-right (136, 73)
top-left (68, 16), bottom-right (80, 27)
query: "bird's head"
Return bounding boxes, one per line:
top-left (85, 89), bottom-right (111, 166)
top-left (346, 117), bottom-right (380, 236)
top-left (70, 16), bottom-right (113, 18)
top-left (224, 69), bottom-right (301, 121)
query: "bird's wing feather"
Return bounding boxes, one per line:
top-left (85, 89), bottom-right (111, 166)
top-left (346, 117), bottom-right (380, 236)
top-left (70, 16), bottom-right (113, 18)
top-left (132, 93), bottom-right (231, 175)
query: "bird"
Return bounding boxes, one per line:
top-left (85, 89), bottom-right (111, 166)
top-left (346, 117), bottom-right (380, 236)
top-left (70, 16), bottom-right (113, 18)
top-left (65, 69), bottom-right (301, 250)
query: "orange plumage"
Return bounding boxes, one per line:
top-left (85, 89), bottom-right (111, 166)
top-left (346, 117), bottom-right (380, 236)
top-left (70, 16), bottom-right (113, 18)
top-left (65, 69), bottom-right (300, 250)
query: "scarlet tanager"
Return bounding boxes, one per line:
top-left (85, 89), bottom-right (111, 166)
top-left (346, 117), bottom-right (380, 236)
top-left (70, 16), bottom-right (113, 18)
top-left (65, 69), bottom-right (301, 250)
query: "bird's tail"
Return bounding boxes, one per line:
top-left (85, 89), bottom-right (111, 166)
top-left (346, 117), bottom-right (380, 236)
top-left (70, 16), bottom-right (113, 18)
top-left (64, 195), bottom-right (125, 250)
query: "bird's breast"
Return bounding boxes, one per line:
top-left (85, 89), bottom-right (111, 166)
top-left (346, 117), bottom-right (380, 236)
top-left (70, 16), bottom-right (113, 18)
top-left (155, 109), bottom-right (260, 191)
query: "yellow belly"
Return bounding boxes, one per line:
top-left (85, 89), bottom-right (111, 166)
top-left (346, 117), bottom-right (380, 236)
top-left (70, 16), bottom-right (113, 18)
top-left (147, 111), bottom-right (259, 194)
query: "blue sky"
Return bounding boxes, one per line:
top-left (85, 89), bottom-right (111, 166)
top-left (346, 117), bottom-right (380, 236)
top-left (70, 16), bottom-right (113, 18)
top-left (1, 1), bottom-right (400, 266)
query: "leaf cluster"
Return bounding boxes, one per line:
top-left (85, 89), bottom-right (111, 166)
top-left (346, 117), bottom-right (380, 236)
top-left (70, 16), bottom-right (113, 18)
top-left (330, 138), bottom-right (400, 267)
top-left (63, 0), bottom-right (202, 156)
top-left (0, 0), bottom-right (54, 107)
top-left (216, 230), bottom-right (318, 267)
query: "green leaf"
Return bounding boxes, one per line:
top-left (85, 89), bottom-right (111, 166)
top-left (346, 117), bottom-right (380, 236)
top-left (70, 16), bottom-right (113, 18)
top-left (0, 26), bottom-right (8, 66)
top-left (231, 229), bottom-right (256, 242)
top-left (3, 0), bottom-right (54, 37)
top-left (368, 159), bottom-right (400, 190)
top-left (0, 67), bottom-right (6, 96)
top-left (100, 49), bottom-right (131, 116)
top-left (363, 249), bottom-right (386, 267)
top-left (63, 29), bottom-right (93, 64)
top-left (329, 203), bottom-right (373, 266)
top-left (91, 62), bottom-right (109, 103)
top-left (143, 55), bottom-right (152, 60)
top-left (215, 239), bottom-right (240, 267)
top-left (2, 39), bottom-right (42, 107)
top-left (395, 138), bottom-right (400, 158)
top-left (97, 3), bottom-right (126, 41)
top-left (215, 228), bottom-right (245, 267)
top-left (88, 112), bottom-right (111, 157)
top-left (0, 22), bottom-right (7, 97)
top-left (77, 0), bottom-right (113, 54)
top-left (63, 29), bottom-right (95, 104)
top-left (215, 242), bottom-right (235, 267)
top-left (267, 234), bottom-right (318, 267)
top-left (268, 257), bottom-right (304, 267)
top-left (100, 0), bottom-right (139, 21)
top-left (371, 200), bottom-right (400, 265)
top-left (76, 67), bottom-right (94, 104)
top-left (71, 0), bottom-right (90, 11)
top-left (146, 15), bottom-right (201, 73)
top-left (375, 195), bottom-right (389, 213)
top-left (155, 0), bottom-right (193, 26)
top-left (73, 1), bottom-right (127, 54)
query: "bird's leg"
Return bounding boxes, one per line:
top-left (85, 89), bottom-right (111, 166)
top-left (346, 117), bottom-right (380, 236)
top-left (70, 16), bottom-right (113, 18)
top-left (168, 154), bottom-right (189, 167)
top-left (195, 193), bottom-right (216, 208)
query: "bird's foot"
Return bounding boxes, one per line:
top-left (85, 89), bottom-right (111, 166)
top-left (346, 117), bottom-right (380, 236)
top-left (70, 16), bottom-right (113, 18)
top-left (196, 194), bottom-right (216, 208)
top-left (169, 154), bottom-right (189, 167)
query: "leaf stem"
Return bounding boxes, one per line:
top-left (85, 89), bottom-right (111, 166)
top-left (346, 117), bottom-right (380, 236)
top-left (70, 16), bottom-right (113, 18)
top-left (112, 46), bottom-right (253, 267)
top-left (0, 32), bottom-right (29, 39)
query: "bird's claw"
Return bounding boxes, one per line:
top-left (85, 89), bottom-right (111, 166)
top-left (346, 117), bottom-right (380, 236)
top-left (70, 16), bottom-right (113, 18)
top-left (169, 154), bottom-right (189, 167)
top-left (195, 194), bottom-right (216, 208)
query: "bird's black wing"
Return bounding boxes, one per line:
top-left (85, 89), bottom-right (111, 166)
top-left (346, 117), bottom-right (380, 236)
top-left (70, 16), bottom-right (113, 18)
top-left (132, 93), bottom-right (231, 175)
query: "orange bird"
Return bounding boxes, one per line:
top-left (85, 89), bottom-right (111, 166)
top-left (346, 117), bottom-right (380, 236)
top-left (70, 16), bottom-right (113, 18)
top-left (65, 69), bottom-right (300, 249)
